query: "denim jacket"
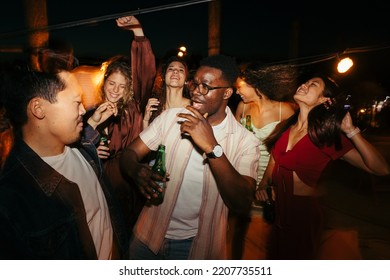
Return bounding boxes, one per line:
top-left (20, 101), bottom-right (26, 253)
top-left (0, 125), bottom-right (129, 259)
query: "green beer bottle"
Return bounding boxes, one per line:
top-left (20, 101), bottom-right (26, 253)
top-left (150, 144), bottom-right (167, 205)
top-left (100, 135), bottom-right (109, 148)
top-left (245, 115), bottom-right (253, 132)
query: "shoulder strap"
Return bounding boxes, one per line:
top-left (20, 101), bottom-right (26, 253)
top-left (241, 103), bottom-right (246, 119)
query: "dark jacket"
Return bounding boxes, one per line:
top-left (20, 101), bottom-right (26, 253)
top-left (0, 125), bottom-right (129, 259)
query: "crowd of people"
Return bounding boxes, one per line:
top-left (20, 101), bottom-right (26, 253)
top-left (0, 15), bottom-right (389, 260)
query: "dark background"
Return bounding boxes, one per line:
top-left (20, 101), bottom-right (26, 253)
top-left (1, 1), bottom-right (389, 60)
top-left (1, 0), bottom-right (390, 107)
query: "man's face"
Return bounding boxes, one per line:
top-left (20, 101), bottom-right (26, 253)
top-left (190, 66), bottom-right (230, 117)
top-left (41, 72), bottom-right (86, 146)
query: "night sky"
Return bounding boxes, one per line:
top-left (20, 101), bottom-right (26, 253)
top-left (1, 0), bottom-right (390, 92)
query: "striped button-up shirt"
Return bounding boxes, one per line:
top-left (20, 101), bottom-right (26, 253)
top-left (133, 106), bottom-right (260, 259)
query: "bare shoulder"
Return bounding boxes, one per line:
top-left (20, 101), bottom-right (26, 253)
top-left (281, 101), bottom-right (296, 118)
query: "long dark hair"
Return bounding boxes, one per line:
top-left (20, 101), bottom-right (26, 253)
top-left (149, 56), bottom-right (190, 123)
top-left (238, 63), bottom-right (298, 102)
top-left (264, 73), bottom-right (348, 151)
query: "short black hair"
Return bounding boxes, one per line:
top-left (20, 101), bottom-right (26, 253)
top-left (199, 54), bottom-right (239, 86)
top-left (1, 62), bottom-right (65, 132)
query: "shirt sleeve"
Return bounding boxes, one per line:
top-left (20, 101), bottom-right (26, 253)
top-left (131, 36), bottom-right (156, 111)
top-left (237, 134), bottom-right (260, 180)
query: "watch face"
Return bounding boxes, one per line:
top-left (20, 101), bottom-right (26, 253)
top-left (213, 145), bottom-right (223, 157)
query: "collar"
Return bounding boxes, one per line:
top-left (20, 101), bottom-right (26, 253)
top-left (12, 137), bottom-right (64, 196)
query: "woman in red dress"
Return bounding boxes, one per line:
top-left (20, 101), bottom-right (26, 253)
top-left (256, 73), bottom-right (390, 259)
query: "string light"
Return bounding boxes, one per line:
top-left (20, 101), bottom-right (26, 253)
top-left (177, 46), bottom-right (187, 57)
top-left (0, 0), bottom-right (213, 39)
top-left (337, 56), bottom-right (354, 73)
top-left (1, 0), bottom-right (389, 73)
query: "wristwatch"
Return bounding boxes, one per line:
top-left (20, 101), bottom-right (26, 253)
top-left (206, 144), bottom-right (223, 158)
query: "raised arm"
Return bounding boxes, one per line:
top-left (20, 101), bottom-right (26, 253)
top-left (116, 16), bottom-right (156, 109)
top-left (116, 16), bottom-right (144, 37)
top-left (341, 111), bottom-right (390, 175)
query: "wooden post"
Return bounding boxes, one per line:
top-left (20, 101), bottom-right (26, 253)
top-left (208, 0), bottom-right (221, 56)
top-left (23, 0), bottom-right (48, 70)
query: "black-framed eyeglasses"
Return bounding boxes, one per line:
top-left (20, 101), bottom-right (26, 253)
top-left (188, 80), bottom-right (230, 95)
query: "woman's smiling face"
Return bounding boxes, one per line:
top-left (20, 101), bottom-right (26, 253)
top-left (103, 71), bottom-right (127, 103)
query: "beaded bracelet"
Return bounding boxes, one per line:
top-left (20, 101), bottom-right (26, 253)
top-left (347, 127), bottom-right (360, 138)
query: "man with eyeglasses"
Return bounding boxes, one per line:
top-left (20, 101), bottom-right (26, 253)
top-left (187, 80), bottom-right (231, 94)
top-left (120, 54), bottom-right (260, 259)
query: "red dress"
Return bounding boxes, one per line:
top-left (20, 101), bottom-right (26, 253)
top-left (268, 127), bottom-right (354, 259)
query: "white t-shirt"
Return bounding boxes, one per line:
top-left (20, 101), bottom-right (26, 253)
top-left (165, 117), bottom-right (227, 239)
top-left (165, 147), bottom-right (204, 239)
top-left (42, 146), bottom-right (113, 259)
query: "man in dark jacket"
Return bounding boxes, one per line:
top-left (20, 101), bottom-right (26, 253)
top-left (0, 64), bottom-right (128, 259)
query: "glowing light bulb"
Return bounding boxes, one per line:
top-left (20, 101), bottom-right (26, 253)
top-left (337, 57), bottom-right (354, 73)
